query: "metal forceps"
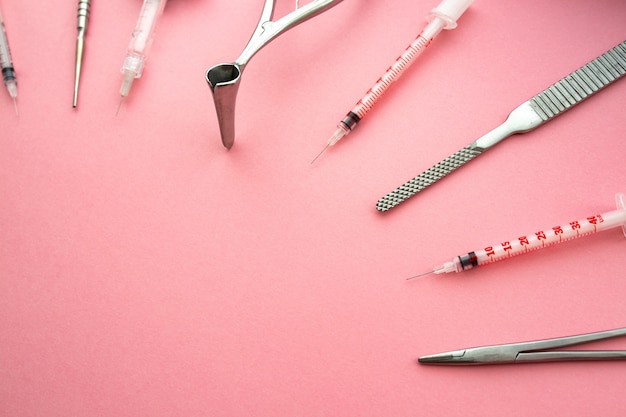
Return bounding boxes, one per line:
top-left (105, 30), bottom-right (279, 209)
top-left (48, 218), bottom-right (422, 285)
top-left (205, 0), bottom-right (345, 149)
top-left (419, 327), bottom-right (626, 365)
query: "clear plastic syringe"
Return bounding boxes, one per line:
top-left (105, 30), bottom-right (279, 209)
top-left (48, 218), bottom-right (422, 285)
top-left (311, 0), bottom-right (472, 164)
top-left (0, 3), bottom-right (18, 115)
top-left (117, 0), bottom-right (167, 114)
top-left (409, 193), bottom-right (626, 279)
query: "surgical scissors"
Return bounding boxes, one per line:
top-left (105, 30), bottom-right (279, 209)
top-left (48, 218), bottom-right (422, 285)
top-left (205, 0), bottom-right (345, 149)
top-left (418, 327), bottom-right (626, 365)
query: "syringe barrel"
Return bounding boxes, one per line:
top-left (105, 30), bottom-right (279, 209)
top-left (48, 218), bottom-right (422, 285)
top-left (120, 0), bottom-right (167, 81)
top-left (0, 6), bottom-right (14, 70)
top-left (351, 33), bottom-right (435, 120)
top-left (346, 0), bottom-right (472, 123)
top-left (126, 0), bottom-right (166, 60)
top-left (596, 209), bottom-right (626, 234)
top-left (462, 194), bottom-right (626, 270)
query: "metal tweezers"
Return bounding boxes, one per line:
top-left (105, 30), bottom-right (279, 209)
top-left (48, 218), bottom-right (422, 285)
top-left (205, 0), bottom-right (345, 149)
top-left (419, 327), bottom-right (626, 365)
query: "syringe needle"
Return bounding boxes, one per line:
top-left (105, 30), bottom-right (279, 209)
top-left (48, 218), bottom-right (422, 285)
top-left (311, 125), bottom-right (349, 164)
top-left (116, 96), bottom-right (124, 116)
top-left (12, 96), bottom-right (17, 116)
top-left (406, 271), bottom-right (434, 280)
top-left (310, 143), bottom-right (330, 164)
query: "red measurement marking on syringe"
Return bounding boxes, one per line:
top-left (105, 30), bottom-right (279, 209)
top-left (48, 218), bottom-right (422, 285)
top-left (424, 195), bottom-right (625, 276)
top-left (353, 35), bottom-right (432, 118)
top-left (587, 214), bottom-right (604, 227)
top-left (474, 214), bottom-right (608, 267)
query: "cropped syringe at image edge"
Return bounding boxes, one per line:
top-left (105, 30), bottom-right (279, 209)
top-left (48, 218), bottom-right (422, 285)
top-left (408, 193), bottom-right (626, 279)
top-left (0, 3), bottom-right (18, 115)
top-left (117, 0), bottom-right (167, 115)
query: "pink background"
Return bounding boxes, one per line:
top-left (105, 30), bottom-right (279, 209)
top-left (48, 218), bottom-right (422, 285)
top-left (1, 0), bottom-right (626, 415)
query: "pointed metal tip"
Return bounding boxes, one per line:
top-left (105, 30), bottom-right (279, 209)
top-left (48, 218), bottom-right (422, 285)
top-left (406, 270), bottom-right (433, 280)
top-left (13, 99), bottom-right (18, 116)
top-left (417, 353), bottom-right (453, 364)
top-left (311, 143), bottom-right (329, 165)
top-left (115, 96), bottom-right (124, 116)
top-left (73, 78), bottom-right (80, 109)
top-left (73, 35), bottom-right (85, 110)
top-left (418, 349), bottom-right (468, 364)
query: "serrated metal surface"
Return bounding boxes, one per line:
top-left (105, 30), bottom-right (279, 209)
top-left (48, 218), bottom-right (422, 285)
top-left (376, 145), bottom-right (483, 212)
top-left (377, 41), bottom-right (626, 213)
top-left (529, 41), bottom-right (626, 121)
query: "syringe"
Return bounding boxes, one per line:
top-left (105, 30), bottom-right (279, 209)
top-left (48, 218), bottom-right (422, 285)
top-left (311, 0), bottom-right (472, 164)
top-left (117, 0), bottom-right (167, 114)
top-left (409, 193), bottom-right (626, 279)
top-left (0, 3), bottom-right (18, 115)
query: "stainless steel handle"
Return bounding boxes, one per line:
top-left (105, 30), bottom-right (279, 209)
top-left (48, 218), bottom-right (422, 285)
top-left (376, 41), bottom-right (626, 213)
top-left (529, 41), bottom-right (626, 121)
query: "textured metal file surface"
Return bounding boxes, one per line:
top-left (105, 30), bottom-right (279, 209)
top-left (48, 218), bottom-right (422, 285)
top-left (528, 42), bottom-right (626, 121)
top-left (376, 145), bottom-right (483, 212)
top-left (376, 41), bottom-right (626, 213)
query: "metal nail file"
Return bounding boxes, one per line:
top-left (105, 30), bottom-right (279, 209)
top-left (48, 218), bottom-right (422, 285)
top-left (376, 40), bottom-right (626, 213)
